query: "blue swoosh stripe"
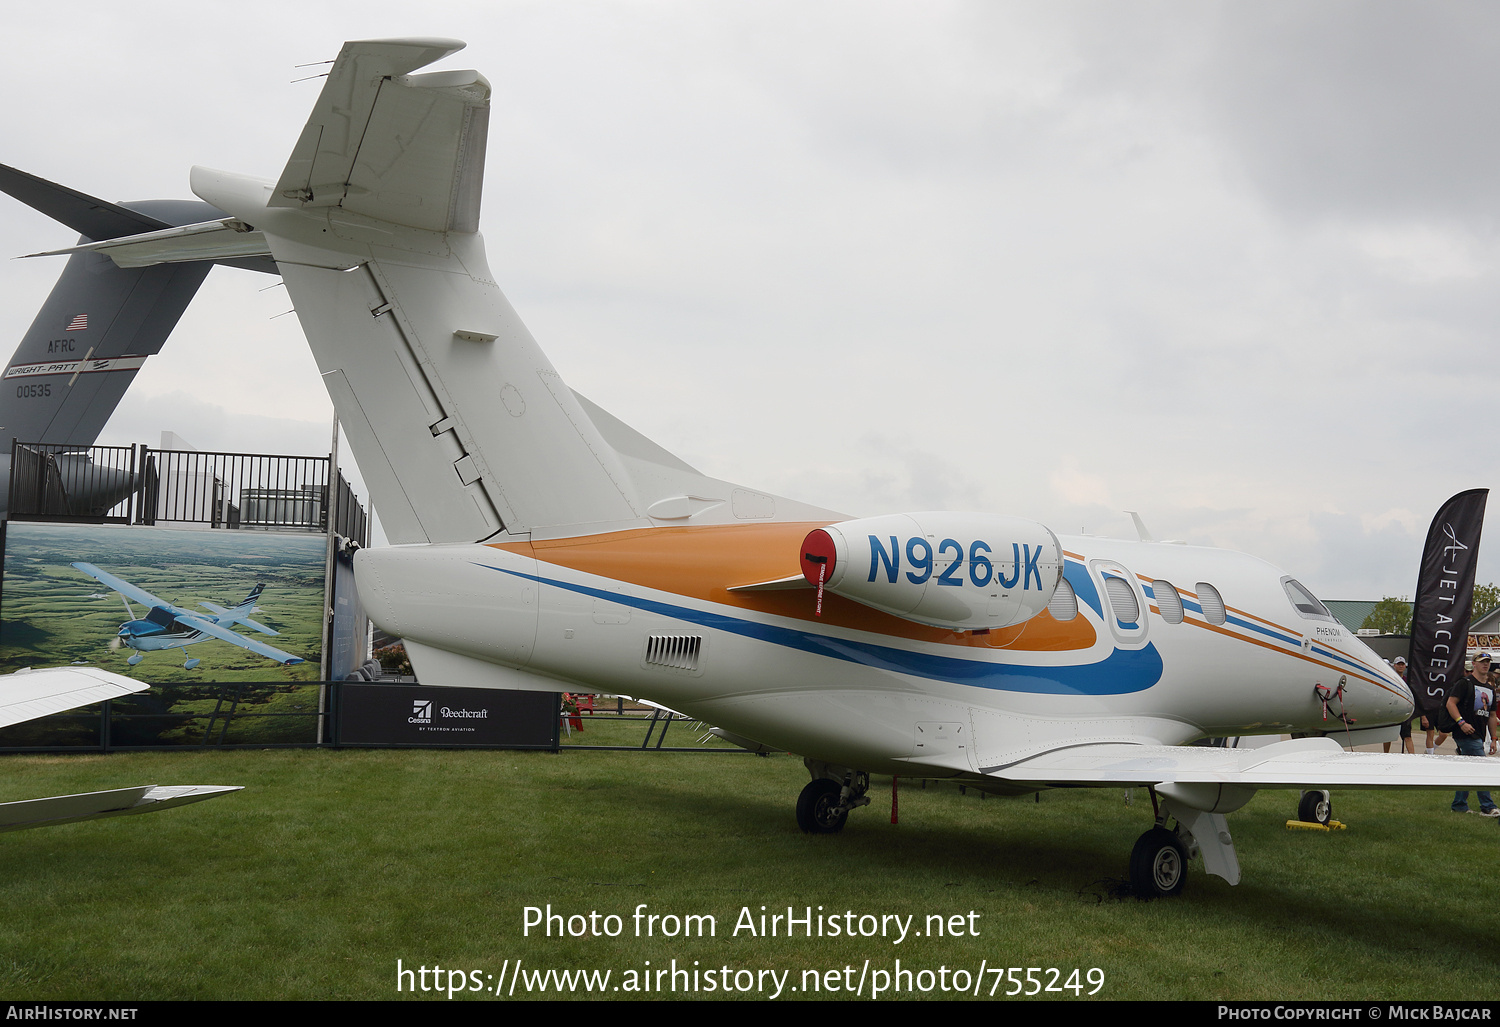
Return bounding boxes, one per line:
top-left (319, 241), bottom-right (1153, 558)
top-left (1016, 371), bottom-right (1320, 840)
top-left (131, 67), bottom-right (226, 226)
top-left (1309, 643), bottom-right (1381, 680)
top-left (481, 564), bottom-right (1164, 696)
top-left (1063, 560), bottom-right (1103, 619)
top-left (1175, 597), bottom-right (1382, 681)
top-left (1225, 613), bottom-right (1301, 647)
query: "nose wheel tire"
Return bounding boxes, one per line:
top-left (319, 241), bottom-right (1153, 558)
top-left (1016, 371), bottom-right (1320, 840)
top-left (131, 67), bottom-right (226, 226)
top-left (1298, 791), bottom-right (1331, 826)
top-left (796, 779), bottom-right (848, 834)
top-left (1130, 827), bottom-right (1188, 898)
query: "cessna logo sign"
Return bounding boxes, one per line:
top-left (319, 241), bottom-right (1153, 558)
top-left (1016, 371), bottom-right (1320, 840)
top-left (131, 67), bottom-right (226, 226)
top-left (339, 684), bottom-right (557, 748)
top-left (408, 700), bottom-right (487, 724)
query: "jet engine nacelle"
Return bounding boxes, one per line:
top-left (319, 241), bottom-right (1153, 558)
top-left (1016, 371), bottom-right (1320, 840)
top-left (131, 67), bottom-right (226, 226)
top-left (800, 513), bottom-right (1063, 631)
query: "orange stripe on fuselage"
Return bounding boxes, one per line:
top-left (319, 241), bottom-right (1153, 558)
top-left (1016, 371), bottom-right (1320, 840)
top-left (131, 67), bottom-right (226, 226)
top-left (1172, 610), bottom-right (1402, 698)
top-left (1136, 574), bottom-right (1399, 698)
top-left (488, 522), bottom-right (1097, 652)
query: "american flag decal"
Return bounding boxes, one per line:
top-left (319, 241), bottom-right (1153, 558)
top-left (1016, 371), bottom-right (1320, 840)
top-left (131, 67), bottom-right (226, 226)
top-left (66, 314), bottom-right (88, 331)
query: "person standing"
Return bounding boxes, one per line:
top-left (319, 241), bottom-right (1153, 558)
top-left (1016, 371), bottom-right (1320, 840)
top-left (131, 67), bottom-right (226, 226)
top-left (1447, 652), bottom-right (1499, 815)
top-left (1385, 656), bottom-right (1417, 754)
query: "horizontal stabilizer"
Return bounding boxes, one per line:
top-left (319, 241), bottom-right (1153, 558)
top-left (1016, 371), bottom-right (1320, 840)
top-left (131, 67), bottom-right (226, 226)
top-left (0, 667), bottom-right (146, 729)
top-left (270, 37), bottom-right (488, 233)
top-left (403, 641), bottom-right (567, 692)
top-left (0, 784), bottom-right (242, 832)
top-left (23, 219), bottom-right (271, 269)
top-left (0, 162), bottom-right (170, 241)
top-left (197, 602), bottom-right (278, 635)
top-left (990, 737), bottom-right (1500, 790)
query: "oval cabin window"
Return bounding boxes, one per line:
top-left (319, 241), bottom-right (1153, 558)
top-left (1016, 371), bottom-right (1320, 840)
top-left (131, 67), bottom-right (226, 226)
top-left (1153, 580), bottom-right (1184, 625)
top-left (1196, 582), bottom-right (1226, 626)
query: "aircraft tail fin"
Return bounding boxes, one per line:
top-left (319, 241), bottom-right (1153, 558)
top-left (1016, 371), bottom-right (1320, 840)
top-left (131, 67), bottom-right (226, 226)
top-left (0, 165), bottom-right (276, 506)
top-left (198, 594), bottom-right (277, 635)
top-left (0, 163), bottom-right (171, 241)
top-left (186, 39), bottom-right (845, 545)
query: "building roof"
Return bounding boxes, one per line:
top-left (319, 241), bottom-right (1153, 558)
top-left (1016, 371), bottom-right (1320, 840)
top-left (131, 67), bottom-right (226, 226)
top-left (1325, 600), bottom-right (1386, 634)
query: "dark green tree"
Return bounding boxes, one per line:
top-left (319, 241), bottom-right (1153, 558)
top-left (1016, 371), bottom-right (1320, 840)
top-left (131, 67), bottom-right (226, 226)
top-left (1361, 597), bottom-right (1412, 635)
top-left (1473, 582), bottom-right (1500, 620)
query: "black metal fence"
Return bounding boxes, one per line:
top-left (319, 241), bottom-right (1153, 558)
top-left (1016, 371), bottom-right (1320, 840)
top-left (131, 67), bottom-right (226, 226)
top-left (8, 443), bottom-right (138, 522)
top-left (0, 682), bottom-right (754, 754)
top-left (141, 447), bottom-right (329, 530)
top-left (8, 442), bottom-right (368, 545)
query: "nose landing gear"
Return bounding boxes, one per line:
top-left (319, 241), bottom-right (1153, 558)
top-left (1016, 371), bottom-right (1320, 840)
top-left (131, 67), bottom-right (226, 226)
top-left (795, 761), bottom-right (870, 834)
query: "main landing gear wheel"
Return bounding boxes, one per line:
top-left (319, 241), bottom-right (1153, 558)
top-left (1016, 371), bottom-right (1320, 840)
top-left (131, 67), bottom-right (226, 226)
top-left (796, 779), bottom-right (848, 834)
top-left (1298, 791), bottom-right (1331, 826)
top-left (1129, 827), bottom-right (1188, 898)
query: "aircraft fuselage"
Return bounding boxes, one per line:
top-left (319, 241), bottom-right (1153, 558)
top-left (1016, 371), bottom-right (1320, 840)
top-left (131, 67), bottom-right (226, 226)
top-left (356, 522), bottom-right (1411, 779)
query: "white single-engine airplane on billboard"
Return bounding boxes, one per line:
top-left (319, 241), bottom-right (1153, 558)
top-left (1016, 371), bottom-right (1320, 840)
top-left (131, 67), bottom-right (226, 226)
top-left (71, 562), bottom-right (306, 670)
top-left (13, 37), bottom-right (1498, 895)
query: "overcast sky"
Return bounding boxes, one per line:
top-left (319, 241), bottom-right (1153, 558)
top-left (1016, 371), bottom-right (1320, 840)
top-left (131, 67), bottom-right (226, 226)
top-left (2, 1), bottom-right (1497, 601)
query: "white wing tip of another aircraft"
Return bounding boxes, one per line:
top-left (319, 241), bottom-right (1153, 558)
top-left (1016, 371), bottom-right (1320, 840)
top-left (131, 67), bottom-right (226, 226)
top-left (0, 785), bottom-right (243, 833)
top-left (0, 666), bottom-right (148, 730)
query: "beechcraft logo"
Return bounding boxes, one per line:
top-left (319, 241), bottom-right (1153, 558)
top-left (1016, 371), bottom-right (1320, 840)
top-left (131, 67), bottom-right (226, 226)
top-left (409, 700), bottom-right (432, 724)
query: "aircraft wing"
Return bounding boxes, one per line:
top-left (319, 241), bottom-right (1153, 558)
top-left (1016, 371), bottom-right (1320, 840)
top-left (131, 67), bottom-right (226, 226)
top-left (172, 613), bottom-right (305, 665)
top-left (0, 784), bottom-right (242, 832)
top-left (0, 667), bottom-right (146, 729)
top-left (986, 737), bottom-right (1500, 790)
top-left (70, 562), bottom-right (165, 611)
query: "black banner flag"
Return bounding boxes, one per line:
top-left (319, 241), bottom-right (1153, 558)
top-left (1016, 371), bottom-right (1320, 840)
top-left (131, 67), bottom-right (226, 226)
top-left (1407, 489), bottom-right (1489, 715)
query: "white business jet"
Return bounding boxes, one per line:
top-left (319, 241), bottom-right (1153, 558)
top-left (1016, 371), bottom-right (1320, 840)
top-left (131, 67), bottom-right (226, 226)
top-left (19, 38), bottom-right (1494, 896)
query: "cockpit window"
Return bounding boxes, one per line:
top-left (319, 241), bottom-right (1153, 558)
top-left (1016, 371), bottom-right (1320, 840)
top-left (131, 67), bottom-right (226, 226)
top-left (1283, 578), bottom-right (1333, 620)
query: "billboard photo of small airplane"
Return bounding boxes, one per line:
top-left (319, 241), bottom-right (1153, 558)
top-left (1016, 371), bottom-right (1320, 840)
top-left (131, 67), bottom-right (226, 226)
top-left (71, 562), bottom-right (306, 670)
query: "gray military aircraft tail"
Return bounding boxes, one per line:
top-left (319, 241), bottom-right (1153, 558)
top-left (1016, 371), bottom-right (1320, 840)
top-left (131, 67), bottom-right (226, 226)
top-left (0, 164), bottom-right (278, 517)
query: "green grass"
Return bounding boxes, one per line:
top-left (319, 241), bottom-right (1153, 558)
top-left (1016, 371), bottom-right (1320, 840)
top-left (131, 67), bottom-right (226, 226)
top-left (0, 747), bottom-right (1495, 1001)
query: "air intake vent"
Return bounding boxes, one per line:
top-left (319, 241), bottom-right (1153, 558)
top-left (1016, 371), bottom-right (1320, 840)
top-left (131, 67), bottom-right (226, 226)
top-left (645, 635), bottom-right (703, 671)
